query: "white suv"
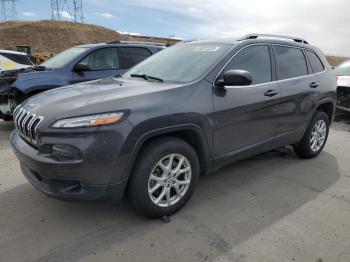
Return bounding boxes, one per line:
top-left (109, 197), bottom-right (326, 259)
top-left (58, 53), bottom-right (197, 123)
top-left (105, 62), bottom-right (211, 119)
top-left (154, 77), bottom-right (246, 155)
top-left (337, 60), bottom-right (350, 112)
top-left (0, 50), bottom-right (33, 73)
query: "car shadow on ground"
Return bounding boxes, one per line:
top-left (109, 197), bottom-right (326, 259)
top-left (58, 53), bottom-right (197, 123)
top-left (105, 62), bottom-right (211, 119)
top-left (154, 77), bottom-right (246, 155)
top-left (0, 146), bottom-right (341, 262)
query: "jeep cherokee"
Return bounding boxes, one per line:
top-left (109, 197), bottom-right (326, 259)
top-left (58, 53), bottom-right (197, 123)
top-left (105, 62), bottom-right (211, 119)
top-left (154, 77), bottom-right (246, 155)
top-left (11, 34), bottom-right (337, 218)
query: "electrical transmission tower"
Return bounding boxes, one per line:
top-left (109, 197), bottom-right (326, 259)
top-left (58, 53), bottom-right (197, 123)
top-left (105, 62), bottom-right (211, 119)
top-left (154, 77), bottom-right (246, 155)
top-left (51, 0), bottom-right (84, 23)
top-left (0, 0), bottom-right (17, 22)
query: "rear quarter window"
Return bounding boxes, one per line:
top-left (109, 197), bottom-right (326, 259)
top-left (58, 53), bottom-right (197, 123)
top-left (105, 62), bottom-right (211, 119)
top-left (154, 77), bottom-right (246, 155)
top-left (306, 50), bottom-right (325, 73)
top-left (273, 46), bottom-right (308, 80)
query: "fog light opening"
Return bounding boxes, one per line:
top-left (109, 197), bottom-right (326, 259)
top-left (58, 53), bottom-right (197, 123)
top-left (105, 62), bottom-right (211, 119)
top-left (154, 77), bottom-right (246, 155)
top-left (51, 144), bottom-right (81, 161)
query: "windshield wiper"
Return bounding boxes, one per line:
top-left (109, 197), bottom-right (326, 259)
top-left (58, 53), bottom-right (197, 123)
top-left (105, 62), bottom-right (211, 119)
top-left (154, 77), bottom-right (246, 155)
top-left (130, 74), bottom-right (164, 82)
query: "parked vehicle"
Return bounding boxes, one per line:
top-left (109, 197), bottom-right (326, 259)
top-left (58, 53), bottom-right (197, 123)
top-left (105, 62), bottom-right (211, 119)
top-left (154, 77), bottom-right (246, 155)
top-left (336, 60), bottom-right (350, 112)
top-left (0, 41), bottom-right (165, 120)
top-left (11, 34), bottom-right (336, 218)
top-left (0, 50), bottom-right (34, 73)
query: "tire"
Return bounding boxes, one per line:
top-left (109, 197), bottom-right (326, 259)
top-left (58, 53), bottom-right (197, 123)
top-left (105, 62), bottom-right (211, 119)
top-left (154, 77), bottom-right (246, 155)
top-left (127, 137), bottom-right (200, 218)
top-left (294, 111), bottom-right (330, 158)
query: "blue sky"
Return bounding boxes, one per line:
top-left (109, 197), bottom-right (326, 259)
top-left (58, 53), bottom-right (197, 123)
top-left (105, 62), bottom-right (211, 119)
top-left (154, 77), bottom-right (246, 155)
top-left (15, 0), bottom-right (350, 56)
top-left (17, 0), bottom-right (199, 39)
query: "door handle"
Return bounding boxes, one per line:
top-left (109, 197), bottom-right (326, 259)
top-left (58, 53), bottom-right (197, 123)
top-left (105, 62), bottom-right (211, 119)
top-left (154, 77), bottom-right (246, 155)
top-left (309, 82), bottom-right (319, 88)
top-left (264, 90), bottom-right (279, 97)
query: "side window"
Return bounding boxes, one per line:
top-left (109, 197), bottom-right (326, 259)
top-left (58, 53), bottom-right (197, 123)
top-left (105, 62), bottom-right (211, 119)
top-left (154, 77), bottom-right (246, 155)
top-left (224, 45), bottom-right (271, 85)
top-left (119, 47), bottom-right (152, 69)
top-left (80, 48), bottom-right (119, 70)
top-left (306, 50), bottom-right (325, 73)
top-left (273, 46), bottom-right (308, 80)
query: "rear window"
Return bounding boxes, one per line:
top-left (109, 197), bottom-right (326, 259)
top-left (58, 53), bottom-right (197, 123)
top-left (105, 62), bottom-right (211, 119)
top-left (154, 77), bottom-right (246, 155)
top-left (119, 47), bottom-right (152, 69)
top-left (306, 50), bottom-right (325, 73)
top-left (0, 52), bottom-right (33, 66)
top-left (338, 61), bottom-right (350, 76)
top-left (273, 46), bottom-right (308, 80)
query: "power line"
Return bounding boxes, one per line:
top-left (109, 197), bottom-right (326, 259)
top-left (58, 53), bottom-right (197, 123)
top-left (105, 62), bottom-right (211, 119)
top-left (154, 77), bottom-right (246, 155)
top-left (51, 0), bottom-right (84, 23)
top-left (0, 0), bottom-right (17, 22)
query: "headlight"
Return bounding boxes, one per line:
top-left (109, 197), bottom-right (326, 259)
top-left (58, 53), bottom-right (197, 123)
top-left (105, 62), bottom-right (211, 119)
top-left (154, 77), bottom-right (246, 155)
top-left (52, 112), bottom-right (124, 128)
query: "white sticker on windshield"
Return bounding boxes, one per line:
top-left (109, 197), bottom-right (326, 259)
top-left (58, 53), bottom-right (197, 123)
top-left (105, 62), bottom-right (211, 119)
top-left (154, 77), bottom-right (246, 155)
top-left (193, 46), bottom-right (221, 52)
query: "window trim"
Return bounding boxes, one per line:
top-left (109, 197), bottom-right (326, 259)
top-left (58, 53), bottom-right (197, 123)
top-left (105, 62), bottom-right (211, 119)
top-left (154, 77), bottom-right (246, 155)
top-left (74, 47), bottom-right (120, 72)
top-left (213, 43), bottom-right (274, 88)
top-left (214, 43), bottom-right (328, 89)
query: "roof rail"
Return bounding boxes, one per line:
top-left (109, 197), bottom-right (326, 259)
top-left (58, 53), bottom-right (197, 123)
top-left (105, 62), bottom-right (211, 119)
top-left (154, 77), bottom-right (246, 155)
top-left (240, 34), bottom-right (309, 44)
top-left (107, 40), bottom-right (167, 46)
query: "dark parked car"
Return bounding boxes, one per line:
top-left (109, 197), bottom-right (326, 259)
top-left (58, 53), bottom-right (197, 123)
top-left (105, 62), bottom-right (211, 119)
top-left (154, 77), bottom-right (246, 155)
top-left (11, 34), bottom-right (336, 218)
top-left (0, 41), bottom-right (164, 120)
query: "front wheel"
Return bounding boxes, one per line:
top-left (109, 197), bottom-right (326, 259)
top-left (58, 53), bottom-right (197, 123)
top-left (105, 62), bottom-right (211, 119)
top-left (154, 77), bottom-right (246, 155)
top-left (294, 111), bottom-right (330, 158)
top-left (127, 137), bottom-right (200, 218)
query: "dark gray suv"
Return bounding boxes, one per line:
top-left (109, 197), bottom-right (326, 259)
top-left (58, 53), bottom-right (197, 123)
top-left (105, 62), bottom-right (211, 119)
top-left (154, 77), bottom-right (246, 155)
top-left (10, 34), bottom-right (337, 217)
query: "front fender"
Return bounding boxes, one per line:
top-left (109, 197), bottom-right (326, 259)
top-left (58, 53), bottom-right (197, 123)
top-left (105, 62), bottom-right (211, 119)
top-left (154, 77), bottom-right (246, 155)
top-left (121, 123), bottom-right (212, 182)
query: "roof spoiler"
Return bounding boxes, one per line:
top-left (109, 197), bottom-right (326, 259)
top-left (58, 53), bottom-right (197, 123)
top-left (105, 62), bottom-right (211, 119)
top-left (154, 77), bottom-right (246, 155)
top-left (239, 34), bottom-right (309, 44)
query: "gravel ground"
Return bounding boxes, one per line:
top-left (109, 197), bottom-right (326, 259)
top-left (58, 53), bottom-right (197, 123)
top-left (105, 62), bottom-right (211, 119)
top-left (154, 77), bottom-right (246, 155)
top-left (0, 112), bottom-right (350, 262)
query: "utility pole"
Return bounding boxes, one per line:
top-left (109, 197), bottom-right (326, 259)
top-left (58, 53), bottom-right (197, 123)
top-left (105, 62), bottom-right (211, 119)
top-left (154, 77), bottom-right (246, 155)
top-left (51, 0), bottom-right (84, 23)
top-left (0, 0), bottom-right (17, 22)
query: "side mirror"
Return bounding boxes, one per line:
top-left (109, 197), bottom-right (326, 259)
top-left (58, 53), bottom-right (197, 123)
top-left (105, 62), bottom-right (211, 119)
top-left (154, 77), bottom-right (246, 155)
top-left (74, 63), bottom-right (90, 72)
top-left (217, 70), bottom-right (253, 87)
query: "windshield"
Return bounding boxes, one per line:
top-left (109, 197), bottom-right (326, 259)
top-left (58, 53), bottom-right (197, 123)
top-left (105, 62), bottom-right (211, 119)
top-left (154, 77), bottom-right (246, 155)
top-left (338, 61), bottom-right (350, 76)
top-left (123, 43), bottom-right (231, 83)
top-left (41, 47), bottom-right (89, 69)
top-left (0, 52), bottom-right (33, 66)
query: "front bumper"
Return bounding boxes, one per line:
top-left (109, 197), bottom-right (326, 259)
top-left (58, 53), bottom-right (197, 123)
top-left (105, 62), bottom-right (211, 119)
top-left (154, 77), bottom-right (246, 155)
top-left (20, 163), bottom-right (125, 202)
top-left (10, 125), bottom-right (132, 202)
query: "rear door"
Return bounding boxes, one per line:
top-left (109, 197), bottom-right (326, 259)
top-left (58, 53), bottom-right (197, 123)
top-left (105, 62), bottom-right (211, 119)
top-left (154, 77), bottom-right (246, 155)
top-left (72, 47), bottom-right (120, 83)
top-left (213, 44), bottom-right (281, 157)
top-left (272, 45), bottom-right (318, 145)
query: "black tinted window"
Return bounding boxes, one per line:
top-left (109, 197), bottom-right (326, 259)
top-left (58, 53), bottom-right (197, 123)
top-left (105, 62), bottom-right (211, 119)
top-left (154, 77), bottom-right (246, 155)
top-left (273, 46), bottom-right (308, 80)
top-left (119, 47), bottom-right (151, 69)
top-left (306, 50), bottom-right (325, 73)
top-left (224, 45), bottom-right (271, 85)
top-left (81, 48), bottom-right (119, 70)
top-left (0, 52), bottom-right (33, 65)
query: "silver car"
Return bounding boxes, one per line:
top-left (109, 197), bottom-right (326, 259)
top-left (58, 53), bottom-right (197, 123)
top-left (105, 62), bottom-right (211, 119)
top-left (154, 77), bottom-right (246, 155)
top-left (337, 60), bottom-right (350, 112)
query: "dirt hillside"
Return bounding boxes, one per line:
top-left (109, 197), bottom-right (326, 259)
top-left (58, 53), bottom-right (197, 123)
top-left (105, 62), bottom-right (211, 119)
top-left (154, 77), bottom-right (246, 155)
top-left (0, 20), bottom-right (178, 55)
top-left (0, 20), bottom-right (348, 65)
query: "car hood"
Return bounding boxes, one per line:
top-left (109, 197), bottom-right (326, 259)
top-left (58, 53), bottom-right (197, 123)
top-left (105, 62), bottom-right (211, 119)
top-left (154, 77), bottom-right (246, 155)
top-left (21, 77), bottom-right (180, 120)
top-left (14, 69), bottom-right (55, 81)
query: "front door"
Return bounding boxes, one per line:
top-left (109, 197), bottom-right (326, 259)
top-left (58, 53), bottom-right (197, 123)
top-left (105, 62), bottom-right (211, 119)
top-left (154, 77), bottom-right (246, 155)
top-left (213, 44), bottom-right (281, 158)
top-left (72, 47), bottom-right (120, 84)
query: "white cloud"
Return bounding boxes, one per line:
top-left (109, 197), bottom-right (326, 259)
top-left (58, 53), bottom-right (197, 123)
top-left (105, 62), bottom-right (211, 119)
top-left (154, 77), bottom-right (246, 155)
top-left (99, 12), bottom-right (113, 19)
top-left (117, 30), bottom-right (141, 36)
top-left (123, 0), bottom-right (350, 56)
top-left (22, 12), bottom-right (37, 17)
top-left (54, 11), bottom-right (73, 20)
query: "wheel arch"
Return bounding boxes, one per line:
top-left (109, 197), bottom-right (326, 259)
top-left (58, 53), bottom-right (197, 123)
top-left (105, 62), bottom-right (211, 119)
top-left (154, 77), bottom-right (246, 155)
top-left (122, 124), bottom-right (211, 184)
top-left (315, 99), bottom-right (335, 123)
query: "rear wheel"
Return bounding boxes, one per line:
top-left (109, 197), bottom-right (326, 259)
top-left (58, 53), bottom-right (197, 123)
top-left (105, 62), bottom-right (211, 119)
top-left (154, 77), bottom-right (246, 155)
top-left (294, 111), bottom-right (329, 158)
top-left (127, 137), bottom-right (200, 218)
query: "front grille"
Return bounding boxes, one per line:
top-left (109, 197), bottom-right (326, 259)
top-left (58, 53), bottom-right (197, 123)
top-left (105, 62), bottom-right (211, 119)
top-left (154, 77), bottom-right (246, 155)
top-left (13, 105), bottom-right (44, 145)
